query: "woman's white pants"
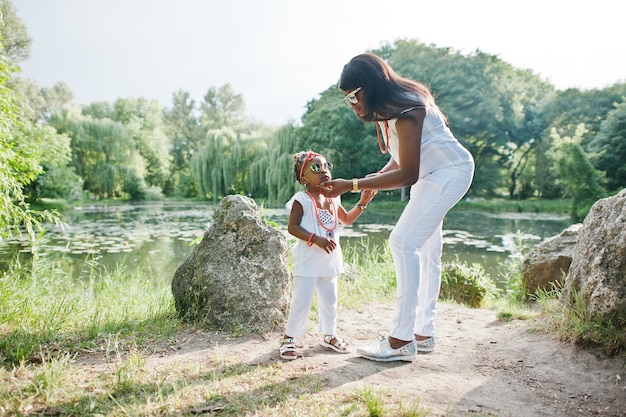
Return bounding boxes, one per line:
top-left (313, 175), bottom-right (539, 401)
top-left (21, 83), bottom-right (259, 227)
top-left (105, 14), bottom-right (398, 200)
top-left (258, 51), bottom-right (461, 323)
top-left (388, 162), bottom-right (474, 341)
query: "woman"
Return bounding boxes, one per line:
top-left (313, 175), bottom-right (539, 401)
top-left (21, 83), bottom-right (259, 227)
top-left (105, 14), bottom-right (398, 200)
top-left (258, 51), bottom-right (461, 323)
top-left (318, 53), bottom-right (474, 362)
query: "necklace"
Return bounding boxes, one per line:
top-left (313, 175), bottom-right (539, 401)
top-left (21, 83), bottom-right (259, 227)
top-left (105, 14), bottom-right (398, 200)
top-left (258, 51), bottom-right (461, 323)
top-left (305, 190), bottom-right (337, 238)
top-left (375, 120), bottom-right (390, 154)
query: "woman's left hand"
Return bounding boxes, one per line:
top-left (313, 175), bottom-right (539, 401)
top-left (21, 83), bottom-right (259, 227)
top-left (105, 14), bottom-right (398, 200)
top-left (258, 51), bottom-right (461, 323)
top-left (318, 178), bottom-right (351, 197)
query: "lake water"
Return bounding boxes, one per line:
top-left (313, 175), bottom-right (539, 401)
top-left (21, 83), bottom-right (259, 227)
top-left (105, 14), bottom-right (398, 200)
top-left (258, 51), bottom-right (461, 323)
top-left (0, 201), bottom-right (572, 282)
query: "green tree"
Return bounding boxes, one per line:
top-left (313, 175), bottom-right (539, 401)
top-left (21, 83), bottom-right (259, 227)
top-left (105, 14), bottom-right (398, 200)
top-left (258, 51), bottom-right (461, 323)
top-left (114, 98), bottom-right (169, 190)
top-left (51, 110), bottom-right (141, 199)
top-left (191, 127), bottom-right (242, 201)
top-left (13, 79), bottom-right (81, 202)
top-left (588, 101), bottom-right (626, 192)
top-left (0, 54), bottom-right (58, 237)
top-left (163, 89), bottom-right (202, 196)
top-left (538, 84), bottom-right (626, 198)
top-left (188, 84), bottom-right (273, 201)
top-left (1, 54), bottom-right (35, 236)
top-left (84, 97), bottom-right (171, 194)
top-left (81, 100), bottom-right (112, 119)
top-left (200, 83), bottom-right (246, 131)
top-left (549, 125), bottom-right (606, 221)
top-left (0, 1), bottom-right (64, 235)
top-left (300, 87), bottom-right (387, 182)
top-left (384, 40), bottom-right (506, 197)
top-left (32, 82), bottom-right (74, 122)
top-left (0, 0), bottom-right (31, 64)
top-left (248, 124), bottom-right (301, 204)
top-left (380, 39), bottom-right (553, 198)
top-left (544, 84), bottom-right (626, 146)
top-left (20, 123), bottom-right (80, 202)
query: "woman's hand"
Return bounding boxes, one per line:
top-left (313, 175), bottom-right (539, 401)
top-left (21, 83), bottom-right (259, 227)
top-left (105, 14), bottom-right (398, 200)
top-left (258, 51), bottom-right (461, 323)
top-left (318, 178), bottom-right (352, 197)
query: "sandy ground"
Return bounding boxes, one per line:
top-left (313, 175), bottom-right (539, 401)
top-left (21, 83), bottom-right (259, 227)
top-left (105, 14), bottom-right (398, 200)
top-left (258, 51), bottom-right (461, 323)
top-left (85, 302), bottom-right (626, 416)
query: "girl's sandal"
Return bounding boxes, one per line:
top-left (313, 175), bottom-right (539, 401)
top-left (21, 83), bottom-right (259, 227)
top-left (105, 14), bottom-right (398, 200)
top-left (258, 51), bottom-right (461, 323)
top-left (279, 337), bottom-right (298, 360)
top-left (321, 335), bottom-right (351, 354)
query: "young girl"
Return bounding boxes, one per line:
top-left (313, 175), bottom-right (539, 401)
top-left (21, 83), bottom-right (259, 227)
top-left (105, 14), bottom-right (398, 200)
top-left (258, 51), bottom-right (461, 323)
top-left (279, 151), bottom-right (377, 360)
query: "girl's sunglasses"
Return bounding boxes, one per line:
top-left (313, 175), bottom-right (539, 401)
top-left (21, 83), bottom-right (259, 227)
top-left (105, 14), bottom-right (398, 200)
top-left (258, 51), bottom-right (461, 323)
top-left (303, 161), bottom-right (333, 176)
top-left (344, 87), bottom-right (362, 105)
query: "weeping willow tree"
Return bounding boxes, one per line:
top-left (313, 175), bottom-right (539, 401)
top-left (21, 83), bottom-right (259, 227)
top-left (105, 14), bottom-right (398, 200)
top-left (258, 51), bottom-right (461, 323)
top-left (191, 127), bottom-right (243, 202)
top-left (247, 124), bottom-right (302, 205)
top-left (50, 110), bottom-right (141, 199)
top-left (549, 125), bottom-right (607, 221)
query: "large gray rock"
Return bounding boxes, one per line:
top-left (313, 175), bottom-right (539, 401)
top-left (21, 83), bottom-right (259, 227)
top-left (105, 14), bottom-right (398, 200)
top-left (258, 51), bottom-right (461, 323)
top-left (562, 189), bottom-right (626, 326)
top-left (522, 224), bottom-right (581, 294)
top-left (171, 195), bottom-right (291, 332)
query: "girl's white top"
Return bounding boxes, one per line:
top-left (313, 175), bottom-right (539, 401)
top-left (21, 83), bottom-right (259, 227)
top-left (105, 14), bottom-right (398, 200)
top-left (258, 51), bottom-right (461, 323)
top-left (380, 93), bottom-right (474, 178)
top-left (285, 191), bottom-right (344, 277)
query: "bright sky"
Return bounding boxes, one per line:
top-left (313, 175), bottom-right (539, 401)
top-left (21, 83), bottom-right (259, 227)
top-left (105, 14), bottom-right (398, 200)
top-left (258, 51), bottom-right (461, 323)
top-left (12, 0), bottom-right (626, 126)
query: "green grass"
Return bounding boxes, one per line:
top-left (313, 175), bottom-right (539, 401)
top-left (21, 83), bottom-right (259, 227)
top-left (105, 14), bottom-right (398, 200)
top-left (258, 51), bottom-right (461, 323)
top-left (453, 198), bottom-right (571, 215)
top-left (260, 196), bottom-right (572, 220)
top-left (0, 251), bottom-right (180, 365)
top-left (340, 239), bottom-right (397, 308)
top-left (532, 282), bottom-right (626, 356)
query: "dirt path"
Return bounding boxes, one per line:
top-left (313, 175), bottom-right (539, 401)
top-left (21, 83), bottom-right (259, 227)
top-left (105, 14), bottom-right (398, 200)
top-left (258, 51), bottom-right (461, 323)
top-left (99, 303), bottom-right (626, 416)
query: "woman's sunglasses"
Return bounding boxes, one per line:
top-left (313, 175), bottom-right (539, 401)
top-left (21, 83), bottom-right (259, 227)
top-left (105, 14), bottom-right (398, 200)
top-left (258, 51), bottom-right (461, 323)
top-left (344, 87), bottom-right (362, 105)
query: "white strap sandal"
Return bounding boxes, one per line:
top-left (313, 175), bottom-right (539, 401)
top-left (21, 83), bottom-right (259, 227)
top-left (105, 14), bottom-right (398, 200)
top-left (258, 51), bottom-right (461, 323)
top-left (279, 337), bottom-right (298, 360)
top-left (321, 335), bottom-right (351, 353)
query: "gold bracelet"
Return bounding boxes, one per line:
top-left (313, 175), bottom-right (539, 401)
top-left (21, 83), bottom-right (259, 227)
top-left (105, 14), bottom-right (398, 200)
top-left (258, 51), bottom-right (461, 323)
top-left (351, 178), bottom-right (359, 193)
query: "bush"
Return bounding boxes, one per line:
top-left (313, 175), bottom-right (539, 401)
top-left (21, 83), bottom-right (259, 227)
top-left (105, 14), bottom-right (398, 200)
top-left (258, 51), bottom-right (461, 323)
top-left (174, 171), bottom-right (200, 198)
top-left (32, 165), bottom-right (84, 201)
top-left (440, 262), bottom-right (495, 308)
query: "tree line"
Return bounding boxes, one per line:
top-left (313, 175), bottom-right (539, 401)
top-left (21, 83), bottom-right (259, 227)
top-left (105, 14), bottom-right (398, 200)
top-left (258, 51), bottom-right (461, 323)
top-left (2, 0), bottom-right (625, 241)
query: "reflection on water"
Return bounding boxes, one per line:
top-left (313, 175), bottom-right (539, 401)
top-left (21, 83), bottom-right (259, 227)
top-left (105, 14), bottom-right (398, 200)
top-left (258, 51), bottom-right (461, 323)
top-left (345, 209), bottom-right (571, 280)
top-left (0, 201), bottom-right (572, 281)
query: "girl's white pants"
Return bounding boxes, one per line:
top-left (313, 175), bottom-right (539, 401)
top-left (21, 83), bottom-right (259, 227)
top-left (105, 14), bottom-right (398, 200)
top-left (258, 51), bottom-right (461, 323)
top-left (388, 162), bottom-right (474, 341)
top-left (285, 274), bottom-right (338, 337)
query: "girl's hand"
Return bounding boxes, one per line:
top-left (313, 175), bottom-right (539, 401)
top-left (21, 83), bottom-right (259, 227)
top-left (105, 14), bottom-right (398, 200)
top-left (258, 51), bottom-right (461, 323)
top-left (314, 236), bottom-right (337, 253)
top-left (361, 189), bottom-right (377, 199)
top-left (360, 189), bottom-right (378, 205)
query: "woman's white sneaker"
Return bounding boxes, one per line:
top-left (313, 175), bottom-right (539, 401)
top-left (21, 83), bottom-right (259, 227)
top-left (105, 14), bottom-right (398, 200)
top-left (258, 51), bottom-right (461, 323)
top-left (415, 336), bottom-right (435, 353)
top-left (356, 335), bottom-right (416, 362)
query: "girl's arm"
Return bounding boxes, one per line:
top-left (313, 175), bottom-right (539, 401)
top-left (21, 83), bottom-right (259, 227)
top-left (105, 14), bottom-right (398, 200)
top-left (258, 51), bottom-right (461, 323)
top-left (288, 200), bottom-right (337, 253)
top-left (287, 200), bottom-right (308, 240)
top-left (376, 158), bottom-right (399, 174)
top-left (337, 189), bottom-right (377, 226)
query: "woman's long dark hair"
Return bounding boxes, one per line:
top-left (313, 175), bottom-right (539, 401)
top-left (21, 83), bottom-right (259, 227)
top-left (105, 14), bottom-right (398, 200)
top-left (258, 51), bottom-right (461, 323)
top-left (339, 53), bottom-right (446, 123)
